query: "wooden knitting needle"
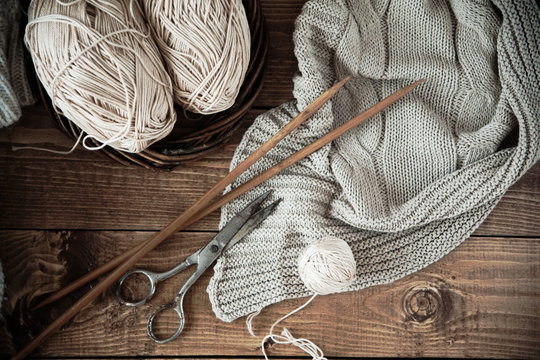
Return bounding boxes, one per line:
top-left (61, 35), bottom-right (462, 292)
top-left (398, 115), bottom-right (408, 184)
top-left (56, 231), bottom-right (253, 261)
top-left (31, 76), bottom-right (350, 313)
top-left (174, 79), bottom-right (425, 227)
top-left (24, 77), bottom-right (348, 310)
top-left (15, 78), bottom-right (422, 360)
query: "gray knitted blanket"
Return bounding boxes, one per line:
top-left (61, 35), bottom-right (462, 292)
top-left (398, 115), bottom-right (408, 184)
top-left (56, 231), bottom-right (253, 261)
top-left (208, 0), bottom-right (539, 322)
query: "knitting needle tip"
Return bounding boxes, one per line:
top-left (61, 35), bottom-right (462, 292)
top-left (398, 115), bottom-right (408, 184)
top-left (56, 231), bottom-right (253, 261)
top-left (338, 75), bottom-right (351, 85)
top-left (324, 75), bottom-right (351, 96)
top-left (411, 78), bottom-right (425, 88)
top-left (326, 75), bottom-right (350, 96)
top-left (390, 78), bottom-right (425, 99)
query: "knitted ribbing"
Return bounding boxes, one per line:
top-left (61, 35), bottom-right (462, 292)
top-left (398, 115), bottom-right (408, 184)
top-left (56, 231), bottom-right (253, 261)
top-left (0, 0), bottom-right (35, 127)
top-left (208, 0), bottom-right (539, 322)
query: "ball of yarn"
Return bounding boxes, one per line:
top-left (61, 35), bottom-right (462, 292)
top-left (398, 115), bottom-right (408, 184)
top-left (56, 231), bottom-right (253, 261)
top-left (143, 0), bottom-right (251, 115)
top-left (25, 0), bottom-right (176, 153)
top-left (298, 236), bottom-right (357, 295)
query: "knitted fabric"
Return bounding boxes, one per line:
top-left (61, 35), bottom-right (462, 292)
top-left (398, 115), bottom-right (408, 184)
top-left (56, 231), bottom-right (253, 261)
top-left (0, 0), bottom-right (35, 128)
top-left (207, 0), bottom-right (540, 322)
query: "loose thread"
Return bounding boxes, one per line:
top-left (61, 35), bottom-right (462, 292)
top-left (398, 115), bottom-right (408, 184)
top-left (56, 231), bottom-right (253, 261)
top-left (272, 328), bottom-right (326, 360)
top-left (11, 131), bottom-right (84, 154)
top-left (246, 308), bottom-right (261, 337)
top-left (260, 294), bottom-right (326, 360)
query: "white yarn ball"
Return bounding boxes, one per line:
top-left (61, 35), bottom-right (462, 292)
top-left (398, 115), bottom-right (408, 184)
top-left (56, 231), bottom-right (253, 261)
top-left (297, 236), bottom-right (357, 296)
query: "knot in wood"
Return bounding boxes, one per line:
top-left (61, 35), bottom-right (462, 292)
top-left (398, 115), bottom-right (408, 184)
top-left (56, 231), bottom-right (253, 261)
top-left (403, 286), bottom-right (443, 324)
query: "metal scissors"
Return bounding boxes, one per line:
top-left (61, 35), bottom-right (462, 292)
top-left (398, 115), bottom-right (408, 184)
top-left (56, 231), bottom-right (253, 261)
top-left (116, 190), bottom-right (279, 344)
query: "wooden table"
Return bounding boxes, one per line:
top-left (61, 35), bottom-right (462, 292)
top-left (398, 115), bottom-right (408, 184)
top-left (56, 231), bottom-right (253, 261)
top-left (1, 1), bottom-right (539, 358)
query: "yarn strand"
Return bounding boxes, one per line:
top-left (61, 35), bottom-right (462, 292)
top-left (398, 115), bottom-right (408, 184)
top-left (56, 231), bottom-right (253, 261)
top-left (246, 308), bottom-right (261, 337)
top-left (260, 294), bottom-right (325, 360)
top-left (11, 131), bottom-right (84, 154)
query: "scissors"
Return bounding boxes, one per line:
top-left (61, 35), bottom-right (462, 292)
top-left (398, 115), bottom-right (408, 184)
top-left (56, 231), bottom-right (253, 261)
top-left (116, 190), bottom-right (280, 344)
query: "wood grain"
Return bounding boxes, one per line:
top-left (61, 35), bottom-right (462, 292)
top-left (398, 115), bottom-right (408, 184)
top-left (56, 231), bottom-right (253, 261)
top-left (1, 230), bottom-right (538, 358)
top-left (14, 79), bottom-right (350, 356)
top-left (254, 0), bottom-right (306, 107)
top-left (1, 0), bottom-right (539, 357)
top-left (1, 106), bottom-right (539, 237)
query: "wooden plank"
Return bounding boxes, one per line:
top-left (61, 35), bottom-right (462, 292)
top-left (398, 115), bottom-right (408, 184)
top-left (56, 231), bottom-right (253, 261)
top-left (1, 230), bottom-right (538, 358)
top-left (0, 105), bottom-right (236, 232)
top-left (1, 0), bottom-right (537, 359)
top-left (254, 0), bottom-right (306, 107)
top-left (1, 106), bottom-right (539, 236)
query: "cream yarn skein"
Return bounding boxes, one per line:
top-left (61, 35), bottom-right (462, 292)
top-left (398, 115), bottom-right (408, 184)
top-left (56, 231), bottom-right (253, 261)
top-left (143, 0), bottom-right (251, 115)
top-left (25, 0), bottom-right (176, 153)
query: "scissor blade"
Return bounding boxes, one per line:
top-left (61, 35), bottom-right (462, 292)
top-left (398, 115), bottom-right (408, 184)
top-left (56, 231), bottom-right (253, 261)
top-left (224, 199), bottom-right (281, 250)
top-left (212, 190), bottom-right (273, 247)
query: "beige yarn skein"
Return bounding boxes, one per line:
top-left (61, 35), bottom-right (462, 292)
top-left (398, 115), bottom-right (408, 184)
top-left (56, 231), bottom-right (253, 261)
top-left (143, 0), bottom-right (251, 115)
top-left (25, 0), bottom-right (176, 153)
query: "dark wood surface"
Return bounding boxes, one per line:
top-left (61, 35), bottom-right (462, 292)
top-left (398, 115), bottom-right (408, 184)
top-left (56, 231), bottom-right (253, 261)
top-left (1, 0), bottom-right (539, 359)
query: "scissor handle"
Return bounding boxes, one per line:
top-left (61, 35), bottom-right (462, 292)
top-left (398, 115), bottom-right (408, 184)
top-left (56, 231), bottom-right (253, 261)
top-left (116, 269), bottom-right (158, 307)
top-left (147, 299), bottom-right (185, 344)
top-left (117, 256), bottom-right (196, 307)
top-left (146, 262), bottom-right (207, 343)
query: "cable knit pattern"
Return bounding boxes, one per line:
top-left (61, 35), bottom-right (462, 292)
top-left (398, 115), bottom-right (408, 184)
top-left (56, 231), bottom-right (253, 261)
top-left (208, 0), bottom-right (539, 322)
top-left (0, 0), bottom-right (35, 127)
